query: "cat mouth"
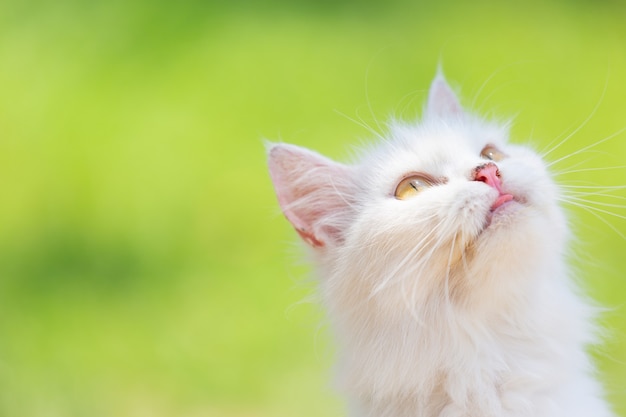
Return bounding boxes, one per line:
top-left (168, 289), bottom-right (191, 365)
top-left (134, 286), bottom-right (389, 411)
top-left (490, 193), bottom-right (514, 211)
top-left (484, 193), bottom-right (522, 227)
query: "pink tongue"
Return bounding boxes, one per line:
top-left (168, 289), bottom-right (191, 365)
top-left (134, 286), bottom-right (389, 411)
top-left (491, 193), bottom-right (514, 210)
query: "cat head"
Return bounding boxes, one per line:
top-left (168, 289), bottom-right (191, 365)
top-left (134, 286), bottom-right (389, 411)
top-left (268, 74), bottom-right (566, 312)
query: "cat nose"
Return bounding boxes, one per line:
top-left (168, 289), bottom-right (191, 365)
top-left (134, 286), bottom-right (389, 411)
top-left (473, 162), bottom-right (502, 191)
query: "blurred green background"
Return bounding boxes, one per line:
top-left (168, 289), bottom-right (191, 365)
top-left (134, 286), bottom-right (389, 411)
top-left (0, 0), bottom-right (624, 416)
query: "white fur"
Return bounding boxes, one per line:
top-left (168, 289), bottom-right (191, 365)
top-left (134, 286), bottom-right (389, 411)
top-left (267, 75), bottom-right (614, 417)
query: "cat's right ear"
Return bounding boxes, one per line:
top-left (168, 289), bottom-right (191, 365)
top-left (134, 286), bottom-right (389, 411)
top-left (267, 143), bottom-right (353, 248)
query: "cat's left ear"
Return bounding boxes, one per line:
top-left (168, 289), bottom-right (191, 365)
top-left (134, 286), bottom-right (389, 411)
top-left (427, 74), bottom-right (463, 119)
top-left (267, 143), bottom-right (353, 248)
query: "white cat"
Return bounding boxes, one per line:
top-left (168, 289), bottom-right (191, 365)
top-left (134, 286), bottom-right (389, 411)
top-left (267, 74), bottom-right (615, 417)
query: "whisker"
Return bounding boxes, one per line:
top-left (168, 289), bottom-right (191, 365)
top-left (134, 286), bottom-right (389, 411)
top-left (562, 195), bottom-right (626, 210)
top-left (402, 278), bottom-right (425, 326)
top-left (562, 199), bottom-right (626, 240)
top-left (364, 47), bottom-right (390, 136)
top-left (541, 73), bottom-right (610, 159)
top-left (547, 126), bottom-right (626, 168)
top-left (560, 198), bottom-right (626, 221)
top-left (471, 60), bottom-right (535, 111)
top-left (443, 231), bottom-right (458, 313)
top-left (560, 184), bottom-right (626, 190)
top-left (471, 67), bottom-right (506, 110)
top-left (328, 178), bottom-right (358, 211)
top-left (550, 157), bottom-right (599, 176)
top-left (553, 165), bottom-right (626, 176)
top-left (370, 219), bottom-right (443, 296)
top-left (538, 120), bottom-right (581, 157)
top-left (401, 229), bottom-right (451, 325)
top-left (549, 151), bottom-right (617, 178)
top-left (475, 81), bottom-right (517, 115)
top-left (564, 191), bottom-right (626, 201)
top-left (460, 233), bottom-right (470, 276)
top-left (403, 224), bottom-right (456, 324)
top-left (333, 109), bottom-right (387, 143)
top-left (355, 212), bottom-right (440, 253)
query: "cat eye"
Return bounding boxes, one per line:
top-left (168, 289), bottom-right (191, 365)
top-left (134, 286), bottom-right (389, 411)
top-left (394, 175), bottom-right (433, 200)
top-left (480, 145), bottom-right (507, 162)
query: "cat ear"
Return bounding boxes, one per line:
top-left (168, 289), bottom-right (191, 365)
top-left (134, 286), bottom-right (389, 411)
top-left (267, 143), bottom-right (353, 248)
top-left (427, 74), bottom-right (463, 118)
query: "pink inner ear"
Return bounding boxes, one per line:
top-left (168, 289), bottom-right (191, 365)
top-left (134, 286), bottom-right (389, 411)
top-left (268, 149), bottom-right (320, 246)
top-left (267, 143), bottom-right (351, 248)
top-left (427, 75), bottom-right (463, 118)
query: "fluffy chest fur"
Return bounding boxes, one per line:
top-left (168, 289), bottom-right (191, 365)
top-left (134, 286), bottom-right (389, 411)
top-left (267, 74), bottom-right (614, 417)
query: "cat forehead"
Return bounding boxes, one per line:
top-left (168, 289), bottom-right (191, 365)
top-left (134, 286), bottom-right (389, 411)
top-left (391, 119), bottom-right (507, 150)
top-left (373, 120), bottom-right (506, 164)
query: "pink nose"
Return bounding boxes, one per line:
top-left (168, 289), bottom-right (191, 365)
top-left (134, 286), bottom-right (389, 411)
top-left (474, 162), bottom-right (514, 211)
top-left (474, 162), bottom-right (502, 191)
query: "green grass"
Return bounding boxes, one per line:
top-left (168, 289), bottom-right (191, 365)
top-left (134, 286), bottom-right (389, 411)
top-left (0, 0), bottom-right (624, 416)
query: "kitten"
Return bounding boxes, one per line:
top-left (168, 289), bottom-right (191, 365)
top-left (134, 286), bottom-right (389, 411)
top-left (267, 74), bottom-right (615, 417)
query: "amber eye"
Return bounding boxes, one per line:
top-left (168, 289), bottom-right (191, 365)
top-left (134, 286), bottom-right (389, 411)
top-left (394, 175), bottom-right (433, 200)
top-left (480, 145), bottom-right (507, 162)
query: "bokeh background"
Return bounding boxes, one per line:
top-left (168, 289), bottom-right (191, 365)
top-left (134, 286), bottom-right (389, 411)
top-left (0, 0), bottom-right (625, 416)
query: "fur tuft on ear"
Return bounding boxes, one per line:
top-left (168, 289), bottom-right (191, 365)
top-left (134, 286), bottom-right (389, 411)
top-left (427, 73), bottom-right (463, 119)
top-left (267, 143), bottom-right (354, 248)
